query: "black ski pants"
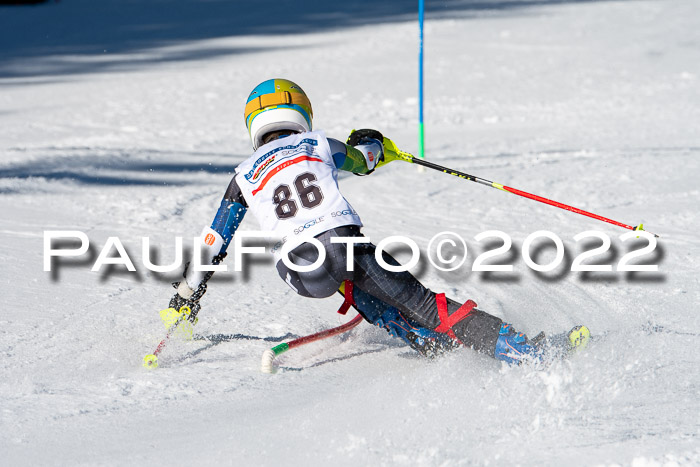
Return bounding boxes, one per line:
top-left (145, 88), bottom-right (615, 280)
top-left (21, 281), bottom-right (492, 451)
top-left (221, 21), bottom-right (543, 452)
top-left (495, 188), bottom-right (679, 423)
top-left (276, 225), bottom-right (502, 354)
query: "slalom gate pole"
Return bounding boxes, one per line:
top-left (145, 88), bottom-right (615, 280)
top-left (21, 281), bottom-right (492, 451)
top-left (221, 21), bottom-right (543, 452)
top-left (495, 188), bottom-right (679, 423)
top-left (260, 314), bottom-right (364, 373)
top-left (418, 0), bottom-right (425, 160)
top-left (388, 145), bottom-right (657, 236)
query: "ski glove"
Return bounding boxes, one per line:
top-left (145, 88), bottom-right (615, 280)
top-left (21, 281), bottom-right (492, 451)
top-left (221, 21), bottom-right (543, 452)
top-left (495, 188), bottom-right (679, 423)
top-left (168, 250), bottom-right (227, 323)
top-left (346, 129), bottom-right (385, 174)
top-left (169, 278), bottom-right (207, 323)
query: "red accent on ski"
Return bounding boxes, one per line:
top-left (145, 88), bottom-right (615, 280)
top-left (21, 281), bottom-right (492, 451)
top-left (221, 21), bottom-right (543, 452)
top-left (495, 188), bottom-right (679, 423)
top-left (434, 293), bottom-right (476, 342)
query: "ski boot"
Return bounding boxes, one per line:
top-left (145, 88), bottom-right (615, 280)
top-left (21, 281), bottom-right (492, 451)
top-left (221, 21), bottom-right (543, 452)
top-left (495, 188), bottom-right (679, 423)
top-left (494, 323), bottom-right (543, 364)
top-left (342, 282), bottom-right (458, 358)
top-left (506, 325), bottom-right (591, 364)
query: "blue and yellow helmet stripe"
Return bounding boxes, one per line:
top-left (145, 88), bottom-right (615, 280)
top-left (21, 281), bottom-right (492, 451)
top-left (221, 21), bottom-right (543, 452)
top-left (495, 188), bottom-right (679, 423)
top-left (244, 78), bottom-right (313, 133)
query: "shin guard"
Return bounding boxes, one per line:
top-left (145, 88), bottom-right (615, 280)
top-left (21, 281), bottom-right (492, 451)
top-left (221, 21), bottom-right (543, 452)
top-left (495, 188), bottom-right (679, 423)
top-left (434, 293), bottom-right (503, 355)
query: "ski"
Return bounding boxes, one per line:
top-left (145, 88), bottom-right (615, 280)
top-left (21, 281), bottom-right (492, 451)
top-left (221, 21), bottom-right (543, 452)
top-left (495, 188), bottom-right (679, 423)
top-left (531, 325), bottom-right (591, 364)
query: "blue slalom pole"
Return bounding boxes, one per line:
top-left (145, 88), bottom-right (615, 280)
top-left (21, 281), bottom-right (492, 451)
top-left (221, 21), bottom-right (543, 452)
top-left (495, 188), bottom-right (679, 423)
top-left (418, 0), bottom-right (425, 159)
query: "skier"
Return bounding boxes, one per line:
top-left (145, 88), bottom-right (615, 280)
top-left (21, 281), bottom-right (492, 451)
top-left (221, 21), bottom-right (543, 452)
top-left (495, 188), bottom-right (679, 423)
top-left (162, 78), bottom-right (565, 365)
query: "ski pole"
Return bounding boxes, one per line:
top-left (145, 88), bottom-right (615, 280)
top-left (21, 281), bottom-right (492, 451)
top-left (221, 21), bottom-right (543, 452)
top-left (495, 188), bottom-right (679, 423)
top-left (260, 313), bottom-right (364, 373)
top-left (144, 253), bottom-right (229, 369)
top-left (381, 139), bottom-right (657, 237)
top-left (143, 306), bottom-right (191, 369)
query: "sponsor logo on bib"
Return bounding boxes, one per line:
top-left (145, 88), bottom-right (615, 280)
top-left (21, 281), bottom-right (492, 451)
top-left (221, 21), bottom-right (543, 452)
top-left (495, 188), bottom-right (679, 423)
top-left (244, 138), bottom-right (319, 184)
top-left (250, 156), bottom-right (276, 182)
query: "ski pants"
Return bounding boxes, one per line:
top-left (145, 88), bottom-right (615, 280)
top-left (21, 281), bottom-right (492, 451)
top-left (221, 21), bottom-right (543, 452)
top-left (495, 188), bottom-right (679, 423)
top-left (276, 225), bottom-right (502, 354)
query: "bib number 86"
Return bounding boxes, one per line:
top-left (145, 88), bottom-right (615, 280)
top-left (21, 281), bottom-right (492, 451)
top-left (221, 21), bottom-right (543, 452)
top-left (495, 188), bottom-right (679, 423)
top-left (273, 172), bottom-right (324, 219)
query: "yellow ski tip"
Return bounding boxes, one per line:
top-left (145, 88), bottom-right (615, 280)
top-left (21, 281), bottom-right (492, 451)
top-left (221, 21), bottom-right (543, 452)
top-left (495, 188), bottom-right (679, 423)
top-left (568, 325), bottom-right (590, 352)
top-left (143, 354), bottom-right (158, 369)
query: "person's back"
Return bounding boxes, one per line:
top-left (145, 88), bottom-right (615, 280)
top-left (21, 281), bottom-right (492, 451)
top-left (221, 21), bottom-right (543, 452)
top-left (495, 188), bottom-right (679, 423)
top-left (234, 129), bottom-right (362, 261)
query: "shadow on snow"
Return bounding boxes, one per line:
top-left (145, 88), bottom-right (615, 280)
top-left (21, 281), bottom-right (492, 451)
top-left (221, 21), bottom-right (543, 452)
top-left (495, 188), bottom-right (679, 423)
top-left (0, 148), bottom-right (243, 191)
top-left (1, 0), bottom-right (609, 78)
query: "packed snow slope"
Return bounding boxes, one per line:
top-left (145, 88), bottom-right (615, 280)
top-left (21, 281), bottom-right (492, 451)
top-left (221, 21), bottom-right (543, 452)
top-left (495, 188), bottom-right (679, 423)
top-left (1, 0), bottom-right (699, 465)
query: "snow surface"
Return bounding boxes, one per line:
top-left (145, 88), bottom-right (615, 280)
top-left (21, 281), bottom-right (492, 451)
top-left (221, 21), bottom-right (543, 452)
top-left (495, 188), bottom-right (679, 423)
top-left (1, 0), bottom-right (699, 465)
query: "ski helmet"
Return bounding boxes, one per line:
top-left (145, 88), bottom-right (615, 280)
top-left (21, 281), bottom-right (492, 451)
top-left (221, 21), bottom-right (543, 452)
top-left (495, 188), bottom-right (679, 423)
top-left (244, 78), bottom-right (313, 150)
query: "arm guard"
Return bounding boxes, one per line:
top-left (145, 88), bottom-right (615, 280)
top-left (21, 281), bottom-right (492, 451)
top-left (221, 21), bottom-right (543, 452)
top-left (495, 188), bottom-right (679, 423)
top-left (333, 129), bottom-right (385, 175)
top-left (329, 138), bottom-right (373, 174)
top-left (182, 176), bottom-right (248, 291)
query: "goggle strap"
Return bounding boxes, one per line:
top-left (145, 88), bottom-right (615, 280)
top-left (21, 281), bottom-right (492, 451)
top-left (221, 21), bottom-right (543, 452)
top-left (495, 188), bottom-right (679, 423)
top-left (244, 91), bottom-right (312, 121)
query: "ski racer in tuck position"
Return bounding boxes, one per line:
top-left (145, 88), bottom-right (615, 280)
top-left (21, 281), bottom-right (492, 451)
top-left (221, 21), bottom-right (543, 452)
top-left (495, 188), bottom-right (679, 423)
top-left (161, 78), bottom-right (587, 365)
